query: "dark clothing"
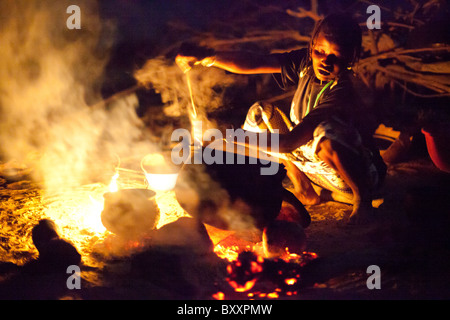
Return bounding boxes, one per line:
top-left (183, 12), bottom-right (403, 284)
top-left (272, 48), bottom-right (386, 184)
top-left (273, 48), bottom-right (355, 130)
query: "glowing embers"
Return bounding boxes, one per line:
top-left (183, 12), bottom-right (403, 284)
top-left (226, 251), bottom-right (264, 293)
top-left (218, 250), bottom-right (318, 299)
top-left (213, 244), bottom-right (242, 263)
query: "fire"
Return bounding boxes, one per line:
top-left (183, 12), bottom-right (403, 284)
top-left (217, 248), bottom-right (318, 300)
top-left (39, 164), bottom-right (190, 268)
top-left (41, 170), bottom-right (128, 267)
top-left (225, 251), bottom-right (264, 293)
top-left (26, 153), bottom-right (317, 299)
top-left (212, 291), bottom-right (225, 300)
top-left (205, 219), bottom-right (319, 299)
top-left (83, 171), bottom-right (120, 235)
top-left (229, 278), bottom-right (258, 293)
top-left (154, 190), bottom-right (188, 229)
top-left (42, 184), bottom-right (109, 267)
top-left (265, 292), bottom-right (280, 299)
top-left (214, 244), bottom-right (239, 262)
top-left (108, 172), bottom-right (119, 192)
top-left (284, 277), bottom-right (298, 285)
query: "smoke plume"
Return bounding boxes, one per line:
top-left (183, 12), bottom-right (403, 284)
top-left (0, 0), bottom-right (257, 234)
top-left (0, 0), bottom-right (157, 194)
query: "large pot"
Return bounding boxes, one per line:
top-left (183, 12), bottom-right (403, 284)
top-left (422, 127), bottom-right (450, 173)
top-left (174, 147), bottom-right (309, 232)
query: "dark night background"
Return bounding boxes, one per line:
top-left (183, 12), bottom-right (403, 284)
top-left (0, 0), bottom-right (449, 302)
top-left (97, 0), bottom-right (449, 129)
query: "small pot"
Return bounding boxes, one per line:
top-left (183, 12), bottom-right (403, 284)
top-left (141, 153), bottom-right (180, 192)
top-left (422, 127), bottom-right (450, 173)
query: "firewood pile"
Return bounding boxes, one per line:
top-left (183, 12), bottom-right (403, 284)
top-left (163, 0), bottom-right (449, 101)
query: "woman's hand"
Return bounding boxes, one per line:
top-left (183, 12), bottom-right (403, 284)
top-left (175, 42), bottom-right (216, 73)
top-left (175, 55), bottom-right (200, 73)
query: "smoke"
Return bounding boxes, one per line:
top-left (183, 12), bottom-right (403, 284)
top-left (134, 56), bottom-right (239, 122)
top-left (0, 0), bottom-right (259, 236)
top-left (135, 56), bottom-right (265, 230)
top-left (0, 0), bottom-right (158, 194)
top-left (134, 52), bottom-right (268, 234)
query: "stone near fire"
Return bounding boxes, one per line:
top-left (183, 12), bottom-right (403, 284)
top-left (101, 188), bottom-right (159, 239)
top-left (38, 238), bottom-right (82, 270)
top-left (152, 217), bottom-right (214, 254)
top-left (130, 218), bottom-right (220, 298)
top-left (32, 219), bottom-right (59, 251)
top-left (31, 219), bottom-right (81, 271)
top-left (262, 220), bottom-right (306, 259)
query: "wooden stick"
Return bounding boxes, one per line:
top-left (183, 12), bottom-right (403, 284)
top-left (392, 79), bottom-right (450, 98)
top-left (358, 46), bottom-right (450, 66)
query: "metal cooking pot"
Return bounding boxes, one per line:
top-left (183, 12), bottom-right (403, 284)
top-left (174, 147), bottom-right (309, 232)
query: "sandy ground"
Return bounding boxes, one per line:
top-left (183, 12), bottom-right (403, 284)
top-left (1, 155), bottom-right (449, 300)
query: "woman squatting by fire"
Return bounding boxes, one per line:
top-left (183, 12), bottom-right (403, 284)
top-left (176, 13), bottom-right (387, 225)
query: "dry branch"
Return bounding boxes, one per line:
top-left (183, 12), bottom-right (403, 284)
top-left (164, 0), bottom-right (448, 99)
top-left (199, 30), bottom-right (311, 48)
top-left (356, 45), bottom-right (450, 97)
top-left (373, 64), bottom-right (450, 92)
top-left (286, 7), bottom-right (323, 22)
top-left (358, 46), bottom-right (450, 67)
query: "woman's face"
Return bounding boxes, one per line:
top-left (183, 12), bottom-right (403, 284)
top-left (311, 32), bottom-right (348, 82)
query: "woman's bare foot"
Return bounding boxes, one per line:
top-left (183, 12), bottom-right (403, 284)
top-left (347, 201), bottom-right (374, 225)
top-left (282, 159), bottom-right (321, 205)
top-left (292, 188), bottom-right (321, 205)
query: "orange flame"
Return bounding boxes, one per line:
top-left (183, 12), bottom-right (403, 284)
top-left (108, 172), bottom-right (119, 193)
top-left (285, 278), bottom-right (298, 285)
top-left (219, 247), bottom-right (319, 299)
top-left (227, 278), bottom-right (258, 293)
top-left (212, 291), bottom-right (225, 300)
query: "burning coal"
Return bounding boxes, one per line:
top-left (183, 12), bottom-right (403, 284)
top-left (215, 250), bottom-right (318, 300)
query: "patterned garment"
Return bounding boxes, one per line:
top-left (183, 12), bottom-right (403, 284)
top-left (243, 103), bottom-right (379, 195)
